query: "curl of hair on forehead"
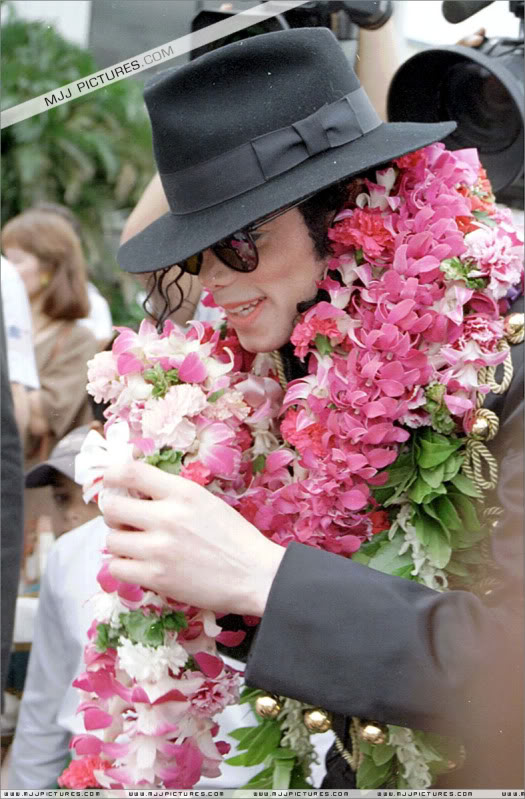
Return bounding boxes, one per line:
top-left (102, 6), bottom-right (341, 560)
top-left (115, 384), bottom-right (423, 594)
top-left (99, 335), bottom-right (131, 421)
top-left (142, 265), bottom-right (186, 332)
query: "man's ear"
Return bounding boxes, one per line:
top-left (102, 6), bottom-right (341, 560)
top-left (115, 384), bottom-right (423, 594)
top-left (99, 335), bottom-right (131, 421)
top-left (89, 420), bottom-right (104, 434)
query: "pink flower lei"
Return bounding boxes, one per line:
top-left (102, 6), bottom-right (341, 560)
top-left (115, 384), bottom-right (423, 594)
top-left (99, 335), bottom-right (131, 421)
top-left (63, 143), bottom-right (523, 790)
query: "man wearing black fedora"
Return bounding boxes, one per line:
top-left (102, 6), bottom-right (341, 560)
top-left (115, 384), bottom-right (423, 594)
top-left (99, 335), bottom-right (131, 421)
top-left (106, 27), bottom-right (523, 788)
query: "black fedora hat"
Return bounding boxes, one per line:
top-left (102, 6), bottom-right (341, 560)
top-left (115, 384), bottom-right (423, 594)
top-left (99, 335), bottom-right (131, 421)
top-left (118, 27), bottom-right (456, 274)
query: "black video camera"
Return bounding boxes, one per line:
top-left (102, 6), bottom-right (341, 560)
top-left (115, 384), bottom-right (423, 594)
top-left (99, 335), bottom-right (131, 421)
top-left (387, 1), bottom-right (524, 200)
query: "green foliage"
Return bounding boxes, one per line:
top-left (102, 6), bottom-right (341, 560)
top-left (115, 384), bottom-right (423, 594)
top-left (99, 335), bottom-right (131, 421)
top-left (95, 621), bottom-right (120, 652)
top-left (439, 256), bottom-right (487, 289)
top-left (95, 609), bottom-right (187, 652)
top-left (356, 753), bottom-right (395, 789)
top-left (145, 449), bottom-right (184, 475)
top-left (369, 428), bottom-right (489, 580)
top-left (143, 363), bottom-right (182, 398)
top-left (1, 5), bottom-right (154, 326)
top-left (208, 388), bottom-right (227, 403)
top-left (230, 688), bottom-right (313, 790)
top-left (314, 334), bottom-right (333, 356)
top-left (472, 209), bottom-right (497, 228)
top-left (252, 454), bottom-right (267, 474)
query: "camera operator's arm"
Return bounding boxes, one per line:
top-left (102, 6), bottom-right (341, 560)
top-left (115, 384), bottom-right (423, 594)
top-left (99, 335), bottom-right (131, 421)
top-left (355, 17), bottom-right (401, 121)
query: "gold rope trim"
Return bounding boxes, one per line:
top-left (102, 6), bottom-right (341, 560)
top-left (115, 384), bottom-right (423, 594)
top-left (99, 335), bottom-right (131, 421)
top-left (462, 439), bottom-right (499, 491)
top-left (505, 313), bottom-right (525, 345)
top-left (333, 717), bottom-right (363, 772)
top-left (476, 341), bottom-right (513, 404)
top-left (271, 350), bottom-right (288, 391)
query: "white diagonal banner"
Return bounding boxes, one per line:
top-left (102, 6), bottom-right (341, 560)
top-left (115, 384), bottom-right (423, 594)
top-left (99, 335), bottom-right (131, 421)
top-left (0, 0), bottom-right (308, 130)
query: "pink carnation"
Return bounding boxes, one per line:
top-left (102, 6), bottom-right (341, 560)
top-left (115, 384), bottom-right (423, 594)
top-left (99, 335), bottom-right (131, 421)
top-left (329, 207), bottom-right (394, 259)
top-left (180, 461), bottom-right (212, 486)
top-left (58, 756), bottom-right (110, 789)
top-left (464, 226), bottom-right (523, 299)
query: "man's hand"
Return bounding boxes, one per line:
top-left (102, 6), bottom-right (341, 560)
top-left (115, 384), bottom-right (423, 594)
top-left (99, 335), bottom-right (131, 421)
top-left (457, 27), bottom-right (486, 48)
top-left (103, 461), bottom-right (284, 616)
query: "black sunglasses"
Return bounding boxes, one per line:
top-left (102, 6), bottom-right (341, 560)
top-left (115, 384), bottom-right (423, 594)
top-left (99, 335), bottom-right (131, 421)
top-left (179, 198), bottom-right (307, 276)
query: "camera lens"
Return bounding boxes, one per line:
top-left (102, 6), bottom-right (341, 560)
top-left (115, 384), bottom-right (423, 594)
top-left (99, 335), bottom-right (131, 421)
top-left (442, 62), bottom-right (521, 154)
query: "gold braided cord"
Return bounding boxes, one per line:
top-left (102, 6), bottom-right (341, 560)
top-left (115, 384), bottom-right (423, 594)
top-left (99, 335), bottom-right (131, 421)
top-left (271, 350), bottom-right (288, 391)
top-left (483, 505), bottom-right (504, 519)
top-left (505, 313), bottom-right (525, 345)
top-left (507, 328), bottom-right (524, 345)
top-left (333, 717), bottom-right (363, 772)
top-left (462, 438), bottom-right (499, 491)
top-left (476, 342), bottom-right (514, 403)
top-left (471, 408), bottom-right (500, 440)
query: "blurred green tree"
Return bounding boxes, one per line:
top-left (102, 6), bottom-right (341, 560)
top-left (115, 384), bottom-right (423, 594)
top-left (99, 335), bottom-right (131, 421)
top-left (1, 3), bottom-right (154, 326)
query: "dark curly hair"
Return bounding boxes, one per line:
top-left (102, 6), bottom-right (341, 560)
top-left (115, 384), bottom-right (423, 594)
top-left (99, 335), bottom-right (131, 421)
top-left (143, 168), bottom-right (384, 330)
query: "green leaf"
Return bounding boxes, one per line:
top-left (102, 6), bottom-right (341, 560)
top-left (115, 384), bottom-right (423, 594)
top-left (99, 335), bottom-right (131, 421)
top-left (354, 529), bottom-right (389, 560)
top-left (371, 743), bottom-right (395, 766)
top-left (367, 537), bottom-right (413, 576)
top-left (272, 757), bottom-right (294, 789)
top-left (314, 334), bottom-right (333, 356)
top-left (208, 388), bottom-right (226, 403)
top-left (392, 563), bottom-right (415, 579)
top-left (229, 726), bottom-right (259, 743)
top-left (351, 551), bottom-right (370, 566)
top-left (442, 452), bottom-right (463, 481)
top-left (94, 622), bottom-right (120, 652)
top-left (270, 747), bottom-right (297, 761)
top-left (417, 432), bottom-right (462, 468)
top-left (162, 610), bottom-right (188, 632)
top-left (252, 454), bottom-right (266, 474)
top-left (419, 463), bottom-right (445, 488)
top-left (120, 610), bottom-right (164, 648)
top-left (427, 531), bottom-right (452, 569)
top-left (145, 449), bottom-right (183, 474)
top-left (421, 484), bottom-right (447, 502)
top-left (356, 754), bottom-right (393, 789)
top-left (226, 720), bottom-right (281, 767)
top-left (382, 456), bottom-right (416, 488)
top-left (472, 209), bottom-right (497, 227)
top-left (445, 560), bottom-right (470, 577)
top-left (407, 475), bottom-right (435, 503)
top-left (434, 496), bottom-right (462, 532)
top-left (372, 486), bottom-right (396, 505)
top-left (242, 766), bottom-right (274, 788)
top-left (414, 507), bottom-right (450, 546)
top-left (357, 738), bottom-right (372, 756)
top-left (239, 686), bottom-right (264, 704)
top-left (450, 472), bottom-right (482, 498)
top-left (230, 725), bottom-right (267, 751)
top-left (289, 766), bottom-right (314, 788)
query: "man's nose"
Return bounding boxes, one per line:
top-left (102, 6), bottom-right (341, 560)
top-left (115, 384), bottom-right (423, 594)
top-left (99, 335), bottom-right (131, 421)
top-left (198, 250), bottom-right (237, 290)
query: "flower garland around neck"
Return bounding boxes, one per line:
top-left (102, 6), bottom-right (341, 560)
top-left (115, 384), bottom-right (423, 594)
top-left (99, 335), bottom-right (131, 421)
top-left (61, 142), bottom-right (523, 791)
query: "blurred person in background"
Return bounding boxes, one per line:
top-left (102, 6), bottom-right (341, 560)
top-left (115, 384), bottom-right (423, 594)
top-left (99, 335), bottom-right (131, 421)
top-left (1, 209), bottom-right (98, 590)
top-left (35, 203), bottom-right (114, 348)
